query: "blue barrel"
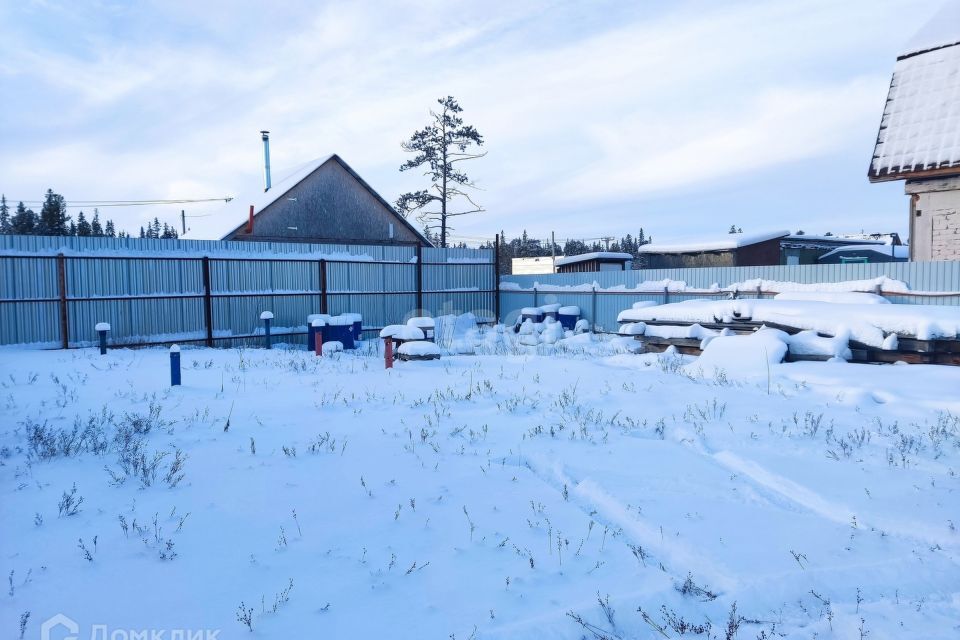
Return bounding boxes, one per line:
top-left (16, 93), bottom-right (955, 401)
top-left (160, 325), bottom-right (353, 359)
top-left (540, 304), bottom-right (561, 320)
top-left (325, 317), bottom-right (355, 350)
top-left (341, 313), bottom-right (362, 341)
top-left (520, 307), bottom-right (544, 323)
top-left (558, 305), bottom-right (580, 330)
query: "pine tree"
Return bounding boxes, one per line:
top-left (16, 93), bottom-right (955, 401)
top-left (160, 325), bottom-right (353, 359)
top-left (76, 211), bottom-right (92, 236)
top-left (11, 202), bottom-right (37, 234)
top-left (139, 226), bottom-right (146, 239)
top-left (38, 189), bottom-right (69, 235)
top-left (0, 195), bottom-right (10, 234)
top-left (105, 220), bottom-right (116, 237)
top-left (90, 210), bottom-right (103, 236)
top-left (395, 96), bottom-right (485, 247)
top-left (68, 221), bottom-right (77, 236)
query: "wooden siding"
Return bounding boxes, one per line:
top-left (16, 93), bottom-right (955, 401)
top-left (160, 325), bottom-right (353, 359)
top-left (226, 159), bottom-right (426, 246)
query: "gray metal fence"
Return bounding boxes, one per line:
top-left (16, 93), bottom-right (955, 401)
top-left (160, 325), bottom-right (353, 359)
top-left (500, 261), bottom-right (960, 331)
top-left (0, 235), bottom-right (497, 349)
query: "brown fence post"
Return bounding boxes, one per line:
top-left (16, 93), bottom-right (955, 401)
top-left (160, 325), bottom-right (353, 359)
top-left (56, 253), bottom-right (69, 349)
top-left (494, 234), bottom-right (500, 324)
top-left (202, 257), bottom-right (213, 347)
top-left (415, 244), bottom-right (423, 314)
top-left (319, 259), bottom-right (328, 314)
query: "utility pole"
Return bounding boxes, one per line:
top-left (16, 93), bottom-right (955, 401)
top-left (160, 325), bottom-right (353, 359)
top-left (551, 231), bottom-right (557, 273)
top-left (181, 210), bottom-right (186, 236)
top-left (602, 236), bottom-right (613, 250)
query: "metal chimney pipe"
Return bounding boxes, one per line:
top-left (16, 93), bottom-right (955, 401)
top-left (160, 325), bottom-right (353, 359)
top-left (260, 130), bottom-right (272, 192)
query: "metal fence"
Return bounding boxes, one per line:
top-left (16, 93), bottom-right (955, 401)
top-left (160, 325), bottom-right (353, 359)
top-left (0, 235), bottom-right (497, 349)
top-left (500, 261), bottom-right (960, 331)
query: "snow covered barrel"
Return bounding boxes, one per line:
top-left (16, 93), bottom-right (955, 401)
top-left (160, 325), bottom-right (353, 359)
top-left (306, 314), bottom-right (330, 350)
top-left (539, 303), bottom-right (561, 321)
top-left (557, 305), bottom-right (580, 330)
top-left (407, 316), bottom-right (435, 342)
top-left (520, 306), bottom-right (544, 324)
top-left (325, 315), bottom-right (355, 350)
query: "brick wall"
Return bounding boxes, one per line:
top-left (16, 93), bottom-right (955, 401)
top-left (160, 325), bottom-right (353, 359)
top-left (931, 209), bottom-right (960, 260)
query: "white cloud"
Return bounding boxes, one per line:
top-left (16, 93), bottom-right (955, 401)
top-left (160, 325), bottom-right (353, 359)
top-left (0, 0), bottom-right (944, 241)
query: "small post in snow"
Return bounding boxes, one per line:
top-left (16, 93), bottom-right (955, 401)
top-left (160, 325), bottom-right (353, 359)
top-left (756, 284), bottom-right (762, 299)
top-left (312, 318), bottom-right (324, 357)
top-left (169, 344), bottom-right (181, 386)
top-left (383, 337), bottom-right (393, 369)
top-left (260, 311), bottom-right (274, 349)
top-left (95, 322), bottom-right (110, 355)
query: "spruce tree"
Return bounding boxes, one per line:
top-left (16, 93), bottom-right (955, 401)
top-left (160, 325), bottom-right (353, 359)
top-left (39, 189), bottom-right (69, 235)
top-left (76, 211), bottom-right (92, 236)
top-left (11, 202), bottom-right (37, 234)
top-left (0, 195), bottom-right (10, 234)
top-left (90, 210), bottom-right (103, 236)
top-left (104, 220), bottom-right (116, 237)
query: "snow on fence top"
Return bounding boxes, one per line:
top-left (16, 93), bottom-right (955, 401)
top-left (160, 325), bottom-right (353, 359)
top-left (553, 252), bottom-right (632, 267)
top-left (870, 39), bottom-right (960, 180)
top-left (636, 230), bottom-right (789, 254)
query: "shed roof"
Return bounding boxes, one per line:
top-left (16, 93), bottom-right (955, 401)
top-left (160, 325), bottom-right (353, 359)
top-left (554, 252), bottom-right (632, 267)
top-left (818, 245), bottom-right (910, 261)
top-left (207, 154), bottom-right (431, 245)
top-left (637, 230), bottom-right (789, 254)
top-left (868, 3), bottom-right (960, 181)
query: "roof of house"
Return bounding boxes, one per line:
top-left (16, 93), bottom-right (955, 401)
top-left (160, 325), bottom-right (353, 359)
top-left (818, 244), bottom-right (910, 261)
top-left (554, 252), bottom-right (632, 267)
top-left (637, 230), bottom-right (790, 254)
top-left (208, 154), bottom-right (431, 245)
top-left (868, 3), bottom-right (960, 181)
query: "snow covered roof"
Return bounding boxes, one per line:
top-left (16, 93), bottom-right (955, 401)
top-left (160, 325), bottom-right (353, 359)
top-left (203, 154), bottom-right (431, 245)
top-left (554, 252), bottom-right (632, 267)
top-left (868, 4), bottom-right (960, 182)
top-left (637, 230), bottom-right (789, 254)
top-left (818, 244), bottom-right (910, 261)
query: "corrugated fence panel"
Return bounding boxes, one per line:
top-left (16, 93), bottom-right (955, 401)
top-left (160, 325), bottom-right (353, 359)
top-left (500, 261), bottom-right (960, 330)
top-left (1, 235), bottom-right (495, 347)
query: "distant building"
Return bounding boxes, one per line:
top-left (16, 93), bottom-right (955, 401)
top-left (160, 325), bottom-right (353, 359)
top-left (554, 252), bottom-right (632, 273)
top-left (637, 231), bottom-right (788, 268)
top-left (215, 148), bottom-right (431, 247)
top-left (817, 244), bottom-right (909, 264)
top-left (511, 256), bottom-right (560, 275)
top-left (780, 233), bottom-right (901, 265)
top-left (868, 4), bottom-right (960, 261)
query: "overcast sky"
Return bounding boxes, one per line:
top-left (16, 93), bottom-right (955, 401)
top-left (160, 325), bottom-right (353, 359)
top-left (0, 0), bottom-right (946, 245)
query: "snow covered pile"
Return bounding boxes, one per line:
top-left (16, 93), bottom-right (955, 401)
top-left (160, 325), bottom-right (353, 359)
top-left (683, 329), bottom-right (788, 380)
top-left (727, 275), bottom-right (910, 295)
top-left (619, 299), bottom-right (960, 347)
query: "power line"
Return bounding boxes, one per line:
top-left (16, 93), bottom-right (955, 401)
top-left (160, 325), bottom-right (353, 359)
top-left (11, 197), bottom-right (234, 209)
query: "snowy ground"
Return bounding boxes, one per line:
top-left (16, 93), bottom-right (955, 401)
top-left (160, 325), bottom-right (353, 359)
top-left (1, 332), bottom-right (959, 639)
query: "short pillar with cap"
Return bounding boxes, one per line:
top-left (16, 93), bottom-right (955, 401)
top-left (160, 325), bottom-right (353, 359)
top-left (95, 322), bottom-right (111, 355)
top-left (383, 337), bottom-right (393, 369)
top-left (312, 318), bottom-right (324, 356)
top-left (260, 311), bottom-right (274, 349)
top-left (169, 344), bottom-right (181, 386)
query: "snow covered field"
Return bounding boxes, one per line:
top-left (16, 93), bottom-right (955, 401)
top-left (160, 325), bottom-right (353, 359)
top-left (2, 332), bottom-right (959, 639)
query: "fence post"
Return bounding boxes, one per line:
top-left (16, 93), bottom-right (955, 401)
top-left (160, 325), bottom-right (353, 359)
top-left (533, 284), bottom-right (538, 308)
top-left (56, 253), bottom-right (69, 349)
top-left (493, 234), bottom-right (500, 324)
top-left (202, 257), bottom-right (213, 347)
top-left (663, 285), bottom-right (669, 305)
top-left (319, 259), bottom-right (328, 314)
top-left (591, 284), bottom-right (597, 332)
top-left (415, 244), bottom-right (423, 315)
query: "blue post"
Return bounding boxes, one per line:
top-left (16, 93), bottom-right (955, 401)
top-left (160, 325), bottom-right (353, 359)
top-left (95, 322), bottom-right (110, 355)
top-left (307, 320), bottom-right (316, 352)
top-left (170, 344), bottom-right (181, 386)
top-left (260, 311), bottom-right (274, 349)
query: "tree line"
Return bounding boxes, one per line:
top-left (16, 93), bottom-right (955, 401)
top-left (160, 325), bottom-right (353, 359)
top-left (479, 229), bottom-right (654, 273)
top-left (0, 190), bottom-right (179, 239)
